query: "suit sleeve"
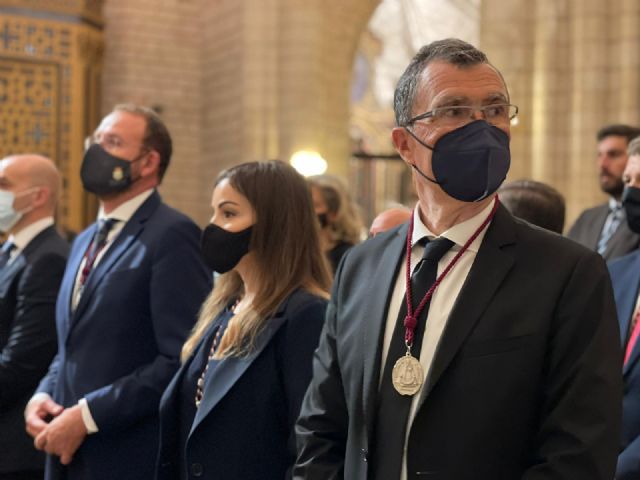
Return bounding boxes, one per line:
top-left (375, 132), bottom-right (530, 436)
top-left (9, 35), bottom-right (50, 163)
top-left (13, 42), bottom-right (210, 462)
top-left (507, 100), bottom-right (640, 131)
top-left (617, 435), bottom-right (640, 480)
top-left (277, 296), bottom-right (328, 479)
top-left (84, 221), bottom-right (212, 433)
top-left (294, 260), bottom-right (350, 480)
top-left (0, 252), bottom-right (66, 410)
top-left (522, 252), bottom-right (622, 480)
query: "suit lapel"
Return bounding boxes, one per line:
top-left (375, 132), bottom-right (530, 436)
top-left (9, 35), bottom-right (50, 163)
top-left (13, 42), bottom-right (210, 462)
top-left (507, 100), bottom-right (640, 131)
top-left (189, 312), bottom-right (288, 437)
top-left (0, 254), bottom-right (25, 297)
top-left (588, 205), bottom-right (610, 251)
top-left (59, 228), bottom-right (93, 337)
top-left (68, 192), bottom-right (161, 334)
top-left (362, 225), bottom-right (407, 443)
top-left (417, 206), bottom-right (516, 408)
top-left (0, 226), bottom-right (55, 297)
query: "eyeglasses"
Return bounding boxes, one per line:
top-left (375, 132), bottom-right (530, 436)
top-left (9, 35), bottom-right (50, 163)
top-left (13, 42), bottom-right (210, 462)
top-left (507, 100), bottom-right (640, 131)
top-left (86, 133), bottom-right (147, 153)
top-left (407, 104), bottom-right (518, 127)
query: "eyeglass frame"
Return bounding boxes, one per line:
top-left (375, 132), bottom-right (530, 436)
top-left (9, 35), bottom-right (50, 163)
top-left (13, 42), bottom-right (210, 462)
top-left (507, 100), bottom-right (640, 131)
top-left (406, 103), bottom-right (519, 126)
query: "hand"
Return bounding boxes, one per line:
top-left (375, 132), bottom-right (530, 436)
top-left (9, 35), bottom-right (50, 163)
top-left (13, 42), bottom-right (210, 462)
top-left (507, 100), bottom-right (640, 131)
top-left (35, 405), bottom-right (87, 465)
top-left (623, 154), bottom-right (640, 188)
top-left (25, 394), bottom-right (63, 439)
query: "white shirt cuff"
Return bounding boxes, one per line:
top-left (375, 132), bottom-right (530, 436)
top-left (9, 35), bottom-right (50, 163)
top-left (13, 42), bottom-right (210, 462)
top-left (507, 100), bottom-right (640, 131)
top-left (78, 398), bottom-right (99, 434)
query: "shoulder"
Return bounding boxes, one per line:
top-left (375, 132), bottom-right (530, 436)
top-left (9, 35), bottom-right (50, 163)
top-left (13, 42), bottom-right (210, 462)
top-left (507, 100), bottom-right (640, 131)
top-left (608, 250), bottom-right (640, 277)
top-left (144, 201), bottom-right (203, 250)
top-left (571, 203), bottom-right (609, 225)
top-left (508, 213), bottom-right (608, 280)
top-left (25, 227), bottom-right (70, 262)
top-left (280, 289), bottom-right (329, 320)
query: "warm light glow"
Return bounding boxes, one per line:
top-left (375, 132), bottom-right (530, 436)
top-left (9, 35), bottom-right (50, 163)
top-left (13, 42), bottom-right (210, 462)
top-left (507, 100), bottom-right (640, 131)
top-left (290, 150), bottom-right (328, 176)
top-left (510, 116), bottom-right (519, 127)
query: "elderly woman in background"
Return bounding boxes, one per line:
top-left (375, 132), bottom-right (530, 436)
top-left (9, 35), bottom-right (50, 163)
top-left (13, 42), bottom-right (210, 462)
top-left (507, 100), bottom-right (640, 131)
top-left (308, 174), bottom-right (364, 272)
top-left (156, 160), bottom-right (331, 480)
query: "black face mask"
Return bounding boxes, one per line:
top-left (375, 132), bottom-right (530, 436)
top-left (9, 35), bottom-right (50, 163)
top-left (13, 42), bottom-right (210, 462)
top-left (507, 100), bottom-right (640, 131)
top-left (317, 213), bottom-right (329, 228)
top-left (623, 186), bottom-right (640, 234)
top-left (81, 144), bottom-right (144, 195)
top-left (405, 120), bottom-right (511, 202)
top-left (200, 224), bottom-right (253, 274)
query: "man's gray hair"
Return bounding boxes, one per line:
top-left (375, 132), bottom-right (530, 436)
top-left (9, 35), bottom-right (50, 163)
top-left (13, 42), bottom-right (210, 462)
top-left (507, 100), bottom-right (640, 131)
top-left (393, 38), bottom-right (489, 127)
top-left (628, 136), bottom-right (640, 157)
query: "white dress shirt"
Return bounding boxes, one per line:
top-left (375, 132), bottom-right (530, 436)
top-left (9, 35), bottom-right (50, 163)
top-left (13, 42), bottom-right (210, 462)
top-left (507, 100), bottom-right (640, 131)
top-left (379, 200), bottom-right (494, 480)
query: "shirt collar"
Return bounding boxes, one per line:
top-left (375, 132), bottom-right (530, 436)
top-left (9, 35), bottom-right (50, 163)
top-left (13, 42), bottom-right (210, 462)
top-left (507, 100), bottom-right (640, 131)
top-left (608, 197), bottom-right (622, 211)
top-left (411, 199), bottom-right (495, 253)
top-left (97, 188), bottom-right (154, 223)
top-left (9, 217), bottom-right (55, 252)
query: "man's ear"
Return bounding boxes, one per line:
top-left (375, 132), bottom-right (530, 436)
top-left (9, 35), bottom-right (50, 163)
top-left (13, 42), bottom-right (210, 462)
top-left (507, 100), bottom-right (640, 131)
top-left (32, 186), bottom-right (50, 209)
top-left (140, 150), bottom-right (161, 178)
top-left (391, 127), bottom-right (414, 166)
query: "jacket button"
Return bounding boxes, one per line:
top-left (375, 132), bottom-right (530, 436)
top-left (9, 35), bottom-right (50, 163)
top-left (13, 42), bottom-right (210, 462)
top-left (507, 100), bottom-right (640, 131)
top-left (190, 463), bottom-right (204, 477)
top-left (361, 448), bottom-right (368, 462)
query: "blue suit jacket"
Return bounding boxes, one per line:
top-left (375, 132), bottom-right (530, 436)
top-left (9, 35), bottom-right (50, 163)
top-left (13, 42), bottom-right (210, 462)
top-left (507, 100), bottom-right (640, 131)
top-left (156, 289), bottom-right (327, 480)
top-left (609, 250), bottom-right (640, 479)
top-left (37, 191), bottom-right (212, 480)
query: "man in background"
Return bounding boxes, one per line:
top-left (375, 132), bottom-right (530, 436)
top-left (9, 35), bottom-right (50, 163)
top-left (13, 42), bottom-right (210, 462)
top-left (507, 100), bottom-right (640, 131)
top-left (0, 154), bottom-right (68, 480)
top-left (499, 179), bottom-right (565, 233)
top-left (608, 136), bottom-right (640, 480)
top-left (369, 206), bottom-right (412, 237)
top-left (568, 124), bottom-right (640, 259)
top-left (25, 104), bottom-right (211, 480)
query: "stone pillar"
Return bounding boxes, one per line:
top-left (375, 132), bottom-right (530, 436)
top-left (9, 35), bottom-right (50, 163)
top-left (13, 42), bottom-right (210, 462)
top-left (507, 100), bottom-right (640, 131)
top-left (481, 0), bottom-right (640, 227)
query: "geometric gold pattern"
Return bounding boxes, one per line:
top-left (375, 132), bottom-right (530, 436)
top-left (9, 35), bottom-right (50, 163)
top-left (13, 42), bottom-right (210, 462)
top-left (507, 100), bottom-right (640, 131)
top-left (0, 4), bottom-right (103, 233)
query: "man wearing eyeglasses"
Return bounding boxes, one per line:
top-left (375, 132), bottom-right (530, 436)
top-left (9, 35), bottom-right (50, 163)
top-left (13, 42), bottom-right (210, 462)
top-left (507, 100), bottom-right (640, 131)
top-left (295, 38), bottom-right (621, 480)
top-left (24, 104), bottom-right (212, 480)
top-left (568, 124), bottom-right (640, 261)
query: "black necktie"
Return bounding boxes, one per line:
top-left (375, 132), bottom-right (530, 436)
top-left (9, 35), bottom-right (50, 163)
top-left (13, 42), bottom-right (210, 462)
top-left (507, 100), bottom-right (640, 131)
top-left (0, 241), bottom-right (16, 269)
top-left (79, 218), bottom-right (118, 288)
top-left (372, 237), bottom-right (454, 480)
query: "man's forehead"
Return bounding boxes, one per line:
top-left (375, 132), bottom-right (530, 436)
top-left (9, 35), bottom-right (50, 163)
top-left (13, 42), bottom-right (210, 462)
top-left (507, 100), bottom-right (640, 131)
top-left (415, 61), bottom-right (508, 108)
top-left (96, 111), bottom-right (146, 137)
top-left (598, 135), bottom-right (628, 149)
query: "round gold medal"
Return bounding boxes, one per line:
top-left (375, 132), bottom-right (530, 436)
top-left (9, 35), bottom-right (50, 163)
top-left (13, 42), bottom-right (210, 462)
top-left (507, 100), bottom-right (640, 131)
top-left (392, 354), bottom-right (424, 396)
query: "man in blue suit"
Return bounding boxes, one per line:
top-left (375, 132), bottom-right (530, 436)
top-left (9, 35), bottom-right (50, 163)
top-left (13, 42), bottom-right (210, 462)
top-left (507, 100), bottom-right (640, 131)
top-left (25, 104), bottom-right (212, 480)
top-left (608, 136), bottom-right (640, 480)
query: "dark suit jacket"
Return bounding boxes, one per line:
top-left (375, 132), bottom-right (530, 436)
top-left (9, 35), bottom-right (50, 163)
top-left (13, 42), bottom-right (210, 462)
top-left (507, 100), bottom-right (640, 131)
top-left (609, 251), bottom-right (640, 480)
top-left (567, 203), bottom-right (640, 261)
top-left (156, 289), bottom-right (327, 480)
top-left (295, 205), bottom-right (622, 480)
top-left (36, 192), bottom-right (212, 480)
top-left (0, 226), bottom-right (68, 474)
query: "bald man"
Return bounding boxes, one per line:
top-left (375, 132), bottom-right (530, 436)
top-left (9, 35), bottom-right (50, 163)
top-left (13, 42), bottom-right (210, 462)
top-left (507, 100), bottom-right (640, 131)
top-left (369, 206), bottom-right (412, 237)
top-left (0, 155), bottom-right (69, 480)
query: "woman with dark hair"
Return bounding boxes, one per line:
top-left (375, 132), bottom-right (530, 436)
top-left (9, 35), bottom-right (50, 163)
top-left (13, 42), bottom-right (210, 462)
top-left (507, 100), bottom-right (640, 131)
top-left (308, 174), bottom-right (364, 272)
top-left (155, 160), bottom-right (332, 480)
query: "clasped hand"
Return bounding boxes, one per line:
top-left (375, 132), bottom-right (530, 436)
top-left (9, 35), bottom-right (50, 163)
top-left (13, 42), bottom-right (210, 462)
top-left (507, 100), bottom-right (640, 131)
top-left (25, 396), bottom-right (87, 465)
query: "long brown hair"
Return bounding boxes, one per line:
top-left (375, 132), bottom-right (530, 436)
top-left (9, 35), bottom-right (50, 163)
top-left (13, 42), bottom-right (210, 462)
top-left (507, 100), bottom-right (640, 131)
top-left (182, 160), bottom-right (332, 360)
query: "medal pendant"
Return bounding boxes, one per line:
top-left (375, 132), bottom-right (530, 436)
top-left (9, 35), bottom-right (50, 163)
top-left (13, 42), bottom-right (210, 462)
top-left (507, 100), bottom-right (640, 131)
top-left (392, 354), bottom-right (424, 396)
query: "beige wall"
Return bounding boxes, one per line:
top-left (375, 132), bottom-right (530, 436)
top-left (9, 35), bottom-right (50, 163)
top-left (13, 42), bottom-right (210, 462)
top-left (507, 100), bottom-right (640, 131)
top-left (481, 0), bottom-right (640, 227)
top-left (102, 0), bottom-right (378, 226)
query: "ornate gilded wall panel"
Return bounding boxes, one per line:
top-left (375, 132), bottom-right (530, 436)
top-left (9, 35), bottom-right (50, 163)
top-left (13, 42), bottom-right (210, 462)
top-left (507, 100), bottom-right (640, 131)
top-left (0, 3), bottom-right (103, 233)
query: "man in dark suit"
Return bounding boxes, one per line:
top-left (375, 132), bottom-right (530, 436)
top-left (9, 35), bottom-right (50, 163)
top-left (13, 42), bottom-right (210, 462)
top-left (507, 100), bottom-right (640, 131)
top-left (295, 39), bottom-right (621, 480)
top-left (25, 104), bottom-right (212, 480)
top-left (0, 154), bottom-right (68, 480)
top-left (608, 137), bottom-right (640, 480)
top-left (568, 124), bottom-right (640, 260)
